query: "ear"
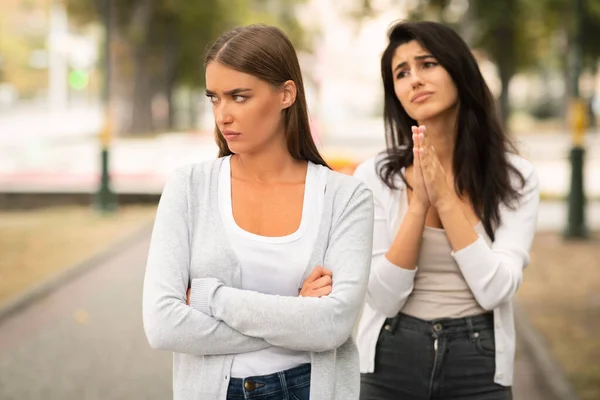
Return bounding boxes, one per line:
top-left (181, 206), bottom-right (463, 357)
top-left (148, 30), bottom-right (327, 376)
top-left (280, 80), bottom-right (297, 110)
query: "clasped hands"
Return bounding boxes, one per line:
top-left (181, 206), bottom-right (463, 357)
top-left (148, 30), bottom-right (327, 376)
top-left (410, 125), bottom-right (455, 213)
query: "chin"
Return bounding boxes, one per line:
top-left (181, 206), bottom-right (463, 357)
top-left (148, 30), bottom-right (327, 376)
top-left (227, 142), bottom-right (260, 156)
top-left (409, 104), bottom-right (451, 123)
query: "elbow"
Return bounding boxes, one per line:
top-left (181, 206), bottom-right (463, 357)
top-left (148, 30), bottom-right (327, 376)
top-left (475, 280), bottom-right (521, 311)
top-left (321, 307), bottom-right (365, 351)
top-left (143, 308), bottom-right (175, 351)
top-left (307, 325), bottom-right (351, 352)
top-left (143, 318), bottom-right (167, 350)
top-left (476, 289), bottom-right (516, 311)
top-left (473, 262), bottom-right (523, 311)
top-left (477, 298), bottom-right (500, 312)
top-left (327, 323), bottom-right (354, 351)
top-left (366, 292), bottom-right (407, 318)
top-left (145, 331), bottom-right (167, 351)
top-left (300, 310), bottom-right (358, 352)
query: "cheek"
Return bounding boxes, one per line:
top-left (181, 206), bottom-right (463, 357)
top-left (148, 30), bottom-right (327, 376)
top-left (243, 99), bottom-right (281, 135)
top-left (440, 75), bottom-right (458, 104)
top-left (394, 82), bottom-right (411, 110)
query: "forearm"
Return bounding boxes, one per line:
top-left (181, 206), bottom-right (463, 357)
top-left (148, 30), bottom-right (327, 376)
top-left (366, 202), bottom-right (424, 317)
top-left (435, 193), bottom-right (479, 252)
top-left (192, 280), bottom-right (362, 352)
top-left (385, 202), bottom-right (428, 270)
top-left (143, 294), bottom-right (271, 355)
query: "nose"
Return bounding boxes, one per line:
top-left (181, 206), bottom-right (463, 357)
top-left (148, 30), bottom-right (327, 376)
top-left (215, 102), bottom-right (233, 126)
top-left (410, 68), bottom-right (424, 88)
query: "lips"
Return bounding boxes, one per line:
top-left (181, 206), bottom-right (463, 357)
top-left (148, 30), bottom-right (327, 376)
top-left (221, 130), bottom-right (241, 138)
top-left (411, 91), bottom-right (433, 103)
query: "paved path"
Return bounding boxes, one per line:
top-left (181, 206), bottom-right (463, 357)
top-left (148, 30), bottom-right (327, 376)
top-left (0, 233), bottom-right (551, 399)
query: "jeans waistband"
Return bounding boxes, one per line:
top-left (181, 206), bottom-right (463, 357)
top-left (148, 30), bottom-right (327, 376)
top-left (386, 312), bottom-right (494, 336)
top-left (228, 363), bottom-right (311, 397)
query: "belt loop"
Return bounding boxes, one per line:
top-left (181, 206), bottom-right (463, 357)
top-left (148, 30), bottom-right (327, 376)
top-left (385, 313), bottom-right (401, 333)
top-left (465, 317), bottom-right (477, 342)
top-left (278, 371), bottom-right (287, 394)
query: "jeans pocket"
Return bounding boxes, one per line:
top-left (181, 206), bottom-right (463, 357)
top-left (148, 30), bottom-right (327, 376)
top-left (473, 330), bottom-right (496, 357)
top-left (289, 382), bottom-right (310, 400)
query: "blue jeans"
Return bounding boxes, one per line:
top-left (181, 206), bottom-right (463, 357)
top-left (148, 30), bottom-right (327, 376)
top-left (226, 363), bottom-right (311, 400)
top-left (360, 312), bottom-right (512, 400)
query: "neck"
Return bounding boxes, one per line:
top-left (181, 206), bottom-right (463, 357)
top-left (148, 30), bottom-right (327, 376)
top-left (233, 134), bottom-right (301, 183)
top-left (419, 106), bottom-right (458, 172)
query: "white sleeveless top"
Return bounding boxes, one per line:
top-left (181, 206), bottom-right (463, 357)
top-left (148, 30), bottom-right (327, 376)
top-left (219, 156), bottom-right (326, 377)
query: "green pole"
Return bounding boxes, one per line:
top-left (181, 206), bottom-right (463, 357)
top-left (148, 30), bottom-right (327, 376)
top-left (564, 0), bottom-right (587, 239)
top-left (95, 0), bottom-right (117, 213)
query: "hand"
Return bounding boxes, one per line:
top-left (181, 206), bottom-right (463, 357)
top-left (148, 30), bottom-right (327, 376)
top-left (299, 266), bottom-right (332, 298)
top-left (411, 126), bottom-right (431, 211)
top-left (186, 288), bottom-right (191, 305)
top-left (417, 125), bottom-right (452, 207)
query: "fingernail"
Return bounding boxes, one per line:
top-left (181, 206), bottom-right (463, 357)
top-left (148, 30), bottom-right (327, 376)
top-left (419, 133), bottom-right (424, 141)
top-left (420, 148), bottom-right (424, 154)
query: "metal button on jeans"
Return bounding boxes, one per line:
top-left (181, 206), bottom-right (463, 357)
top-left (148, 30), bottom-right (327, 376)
top-left (384, 324), bottom-right (392, 331)
top-left (244, 380), bottom-right (256, 391)
top-left (433, 323), bottom-right (442, 332)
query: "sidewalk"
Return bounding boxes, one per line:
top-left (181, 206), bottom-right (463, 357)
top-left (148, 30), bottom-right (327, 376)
top-left (0, 231), bottom-right (551, 400)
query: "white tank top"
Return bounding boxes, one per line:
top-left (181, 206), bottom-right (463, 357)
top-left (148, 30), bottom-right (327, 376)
top-left (219, 156), bottom-right (326, 377)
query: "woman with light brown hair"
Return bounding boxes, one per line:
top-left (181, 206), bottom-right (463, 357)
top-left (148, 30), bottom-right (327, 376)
top-left (142, 24), bottom-right (374, 400)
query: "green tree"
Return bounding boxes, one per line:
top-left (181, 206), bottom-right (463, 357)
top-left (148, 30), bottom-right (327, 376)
top-left (67, 0), bottom-right (308, 135)
top-left (357, 0), bottom-right (600, 128)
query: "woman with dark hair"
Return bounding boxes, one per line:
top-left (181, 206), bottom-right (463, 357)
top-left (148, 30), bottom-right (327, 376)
top-left (354, 21), bottom-right (539, 399)
top-left (143, 24), bottom-right (374, 400)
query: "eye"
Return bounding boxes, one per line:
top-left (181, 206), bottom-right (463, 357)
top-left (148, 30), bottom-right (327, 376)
top-left (423, 61), bottom-right (438, 68)
top-left (396, 70), bottom-right (409, 80)
top-left (232, 95), bottom-right (247, 103)
top-left (206, 94), bottom-right (218, 104)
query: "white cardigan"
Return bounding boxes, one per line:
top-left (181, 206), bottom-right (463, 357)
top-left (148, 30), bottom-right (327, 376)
top-left (353, 153), bottom-right (539, 387)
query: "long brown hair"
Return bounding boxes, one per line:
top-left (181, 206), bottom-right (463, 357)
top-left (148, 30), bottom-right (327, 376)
top-left (204, 24), bottom-right (329, 168)
top-left (378, 21), bottom-right (525, 241)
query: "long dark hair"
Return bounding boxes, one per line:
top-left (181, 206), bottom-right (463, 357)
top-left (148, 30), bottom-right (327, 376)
top-left (378, 21), bottom-right (524, 240)
top-left (204, 24), bottom-right (329, 168)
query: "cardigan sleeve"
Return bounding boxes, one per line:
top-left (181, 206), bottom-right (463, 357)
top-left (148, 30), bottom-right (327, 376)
top-left (451, 162), bottom-right (540, 310)
top-left (142, 167), bottom-right (270, 355)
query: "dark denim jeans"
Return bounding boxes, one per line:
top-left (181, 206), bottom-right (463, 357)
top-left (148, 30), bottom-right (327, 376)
top-left (227, 363), bottom-right (311, 400)
top-left (360, 312), bottom-right (512, 400)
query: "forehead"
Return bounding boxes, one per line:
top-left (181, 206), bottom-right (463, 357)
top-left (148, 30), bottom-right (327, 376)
top-left (391, 40), bottom-right (430, 65)
top-left (205, 62), bottom-right (261, 91)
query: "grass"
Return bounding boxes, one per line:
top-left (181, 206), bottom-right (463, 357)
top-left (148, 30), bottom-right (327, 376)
top-left (517, 232), bottom-right (600, 400)
top-left (0, 205), bottom-right (157, 308)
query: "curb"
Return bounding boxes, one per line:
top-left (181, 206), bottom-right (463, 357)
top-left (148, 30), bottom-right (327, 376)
top-left (513, 300), bottom-right (580, 400)
top-left (0, 220), bottom-right (154, 323)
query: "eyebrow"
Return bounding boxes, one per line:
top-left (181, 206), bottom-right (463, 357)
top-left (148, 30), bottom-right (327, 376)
top-left (205, 88), bottom-right (252, 96)
top-left (393, 55), bottom-right (436, 72)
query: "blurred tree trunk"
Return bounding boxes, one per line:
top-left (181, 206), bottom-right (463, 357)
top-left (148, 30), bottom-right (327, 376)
top-left (164, 17), bottom-right (179, 130)
top-left (127, 0), bottom-right (157, 135)
top-left (496, 46), bottom-right (515, 130)
top-left (487, 0), bottom-right (517, 130)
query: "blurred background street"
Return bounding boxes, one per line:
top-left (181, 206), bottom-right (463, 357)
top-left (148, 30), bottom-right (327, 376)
top-left (0, 0), bottom-right (599, 399)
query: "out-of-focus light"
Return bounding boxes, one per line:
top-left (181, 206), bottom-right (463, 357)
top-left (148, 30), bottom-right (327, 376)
top-left (68, 70), bottom-right (89, 91)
